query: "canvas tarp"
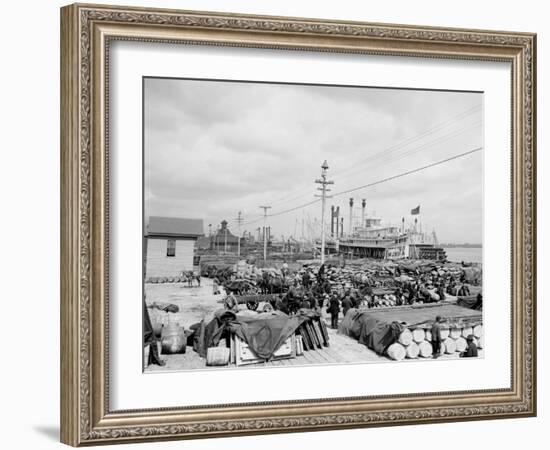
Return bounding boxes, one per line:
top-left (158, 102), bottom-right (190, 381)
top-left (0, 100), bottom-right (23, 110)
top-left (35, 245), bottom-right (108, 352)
top-left (338, 308), bottom-right (405, 355)
top-left (193, 309), bottom-right (309, 360)
top-left (457, 295), bottom-right (483, 310)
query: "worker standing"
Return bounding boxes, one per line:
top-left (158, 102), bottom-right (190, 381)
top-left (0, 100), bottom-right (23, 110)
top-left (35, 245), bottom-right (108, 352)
top-left (431, 315), bottom-right (444, 358)
top-left (327, 295), bottom-right (340, 329)
top-left (341, 295), bottom-right (353, 319)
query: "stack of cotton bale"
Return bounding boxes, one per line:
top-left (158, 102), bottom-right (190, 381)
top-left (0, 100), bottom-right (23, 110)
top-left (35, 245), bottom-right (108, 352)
top-left (386, 322), bottom-right (483, 361)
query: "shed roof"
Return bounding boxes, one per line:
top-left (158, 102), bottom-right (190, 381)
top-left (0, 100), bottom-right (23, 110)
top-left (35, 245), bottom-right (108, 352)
top-left (147, 216), bottom-right (204, 237)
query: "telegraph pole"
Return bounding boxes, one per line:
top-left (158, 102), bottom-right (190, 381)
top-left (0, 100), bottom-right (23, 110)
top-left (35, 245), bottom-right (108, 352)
top-left (235, 211), bottom-right (244, 257)
top-left (259, 205), bottom-right (271, 262)
top-left (315, 160), bottom-right (334, 264)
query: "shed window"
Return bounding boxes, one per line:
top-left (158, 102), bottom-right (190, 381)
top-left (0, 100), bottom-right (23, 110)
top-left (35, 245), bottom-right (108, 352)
top-left (166, 239), bottom-right (176, 257)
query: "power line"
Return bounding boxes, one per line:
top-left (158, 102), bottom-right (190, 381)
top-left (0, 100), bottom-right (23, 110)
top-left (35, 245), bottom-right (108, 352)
top-left (332, 147), bottom-right (483, 198)
top-left (263, 105), bottom-right (482, 209)
top-left (264, 146), bottom-right (482, 219)
top-left (330, 104), bottom-right (482, 179)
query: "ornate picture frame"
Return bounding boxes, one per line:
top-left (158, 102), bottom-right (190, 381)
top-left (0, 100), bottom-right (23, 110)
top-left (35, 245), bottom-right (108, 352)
top-left (60, 3), bottom-right (536, 446)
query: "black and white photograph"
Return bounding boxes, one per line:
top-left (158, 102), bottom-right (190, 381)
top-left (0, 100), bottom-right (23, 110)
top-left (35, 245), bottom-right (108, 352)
top-left (143, 77), bottom-right (484, 372)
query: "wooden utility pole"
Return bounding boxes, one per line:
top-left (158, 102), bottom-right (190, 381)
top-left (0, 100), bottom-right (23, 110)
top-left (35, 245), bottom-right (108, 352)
top-left (259, 205), bottom-right (271, 262)
top-left (235, 211), bottom-right (244, 257)
top-left (315, 160), bottom-right (333, 264)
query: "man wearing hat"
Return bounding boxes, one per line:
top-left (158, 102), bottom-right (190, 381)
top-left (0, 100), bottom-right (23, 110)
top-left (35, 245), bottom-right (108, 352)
top-left (460, 335), bottom-right (479, 358)
top-left (431, 315), bottom-right (444, 358)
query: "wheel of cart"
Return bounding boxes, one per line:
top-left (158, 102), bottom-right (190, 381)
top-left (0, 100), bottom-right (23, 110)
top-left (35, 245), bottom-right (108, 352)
top-left (246, 299), bottom-right (259, 311)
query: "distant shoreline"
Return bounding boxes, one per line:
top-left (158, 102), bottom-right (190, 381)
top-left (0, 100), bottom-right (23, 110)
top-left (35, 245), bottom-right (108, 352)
top-left (441, 244), bottom-right (482, 248)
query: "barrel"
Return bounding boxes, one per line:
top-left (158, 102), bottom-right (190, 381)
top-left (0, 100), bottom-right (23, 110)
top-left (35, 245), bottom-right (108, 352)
top-left (386, 342), bottom-right (406, 361)
top-left (461, 326), bottom-right (473, 338)
top-left (418, 341), bottom-right (433, 358)
top-left (443, 338), bottom-right (456, 354)
top-left (148, 308), bottom-right (168, 338)
top-left (405, 342), bottom-right (420, 359)
top-left (398, 329), bottom-right (413, 346)
top-left (412, 328), bottom-right (425, 343)
top-left (440, 328), bottom-right (450, 340)
top-left (477, 336), bottom-right (484, 349)
top-left (161, 323), bottom-right (186, 354)
top-left (206, 347), bottom-right (230, 366)
top-left (454, 336), bottom-right (467, 353)
top-left (473, 324), bottom-right (483, 338)
top-left (449, 328), bottom-right (461, 339)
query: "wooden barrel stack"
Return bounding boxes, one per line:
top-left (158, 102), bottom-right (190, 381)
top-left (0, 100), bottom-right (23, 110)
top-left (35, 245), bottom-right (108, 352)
top-left (386, 323), bottom-right (483, 360)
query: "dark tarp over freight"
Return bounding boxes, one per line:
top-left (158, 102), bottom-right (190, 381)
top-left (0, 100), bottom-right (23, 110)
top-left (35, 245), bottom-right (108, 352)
top-left (338, 308), bottom-right (405, 355)
top-left (193, 309), bottom-right (312, 360)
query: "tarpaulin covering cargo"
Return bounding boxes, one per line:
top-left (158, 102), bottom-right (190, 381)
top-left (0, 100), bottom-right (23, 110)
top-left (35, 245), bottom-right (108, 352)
top-left (338, 308), bottom-right (405, 355)
top-left (193, 309), bottom-right (309, 360)
top-left (457, 295), bottom-right (483, 310)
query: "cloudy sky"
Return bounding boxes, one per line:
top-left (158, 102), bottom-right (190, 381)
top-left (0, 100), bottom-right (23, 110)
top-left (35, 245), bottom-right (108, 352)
top-left (144, 78), bottom-right (483, 244)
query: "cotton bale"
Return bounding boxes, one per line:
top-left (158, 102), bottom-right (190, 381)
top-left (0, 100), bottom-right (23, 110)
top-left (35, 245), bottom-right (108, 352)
top-left (461, 326), bottom-right (474, 338)
top-left (405, 342), bottom-right (420, 359)
top-left (449, 328), bottom-right (462, 339)
top-left (454, 336), bottom-right (467, 353)
top-left (440, 328), bottom-right (450, 340)
top-left (473, 324), bottom-right (483, 338)
top-left (443, 338), bottom-right (457, 354)
top-left (386, 342), bottom-right (406, 361)
top-left (412, 328), bottom-right (426, 343)
top-left (418, 341), bottom-right (433, 358)
top-left (398, 328), bottom-right (413, 346)
top-left (425, 329), bottom-right (432, 341)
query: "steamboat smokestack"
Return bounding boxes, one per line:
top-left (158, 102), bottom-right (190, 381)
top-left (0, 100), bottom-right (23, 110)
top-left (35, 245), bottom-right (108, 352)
top-left (361, 199), bottom-right (366, 227)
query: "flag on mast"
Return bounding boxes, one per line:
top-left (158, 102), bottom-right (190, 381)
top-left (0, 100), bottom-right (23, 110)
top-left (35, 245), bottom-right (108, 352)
top-left (411, 205), bottom-right (420, 215)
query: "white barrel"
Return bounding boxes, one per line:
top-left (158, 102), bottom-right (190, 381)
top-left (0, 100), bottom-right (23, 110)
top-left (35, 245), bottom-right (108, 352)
top-left (461, 326), bottom-right (473, 338)
top-left (443, 338), bottom-right (456, 354)
top-left (440, 328), bottom-right (450, 340)
top-left (412, 328), bottom-right (426, 343)
top-left (206, 347), bottom-right (230, 366)
top-left (387, 342), bottom-right (406, 361)
top-left (398, 329), bottom-right (413, 346)
top-left (454, 336), bottom-right (467, 353)
top-left (449, 328), bottom-right (461, 339)
top-left (425, 330), bottom-right (432, 341)
top-left (477, 336), bottom-right (484, 349)
top-left (473, 324), bottom-right (483, 338)
top-left (418, 341), bottom-right (433, 358)
top-left (405, 342), bottom-right (420, 359)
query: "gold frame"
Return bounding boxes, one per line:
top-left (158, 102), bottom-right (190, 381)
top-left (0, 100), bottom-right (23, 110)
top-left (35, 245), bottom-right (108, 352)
top-left (60, 3), bottom-right (537, 446)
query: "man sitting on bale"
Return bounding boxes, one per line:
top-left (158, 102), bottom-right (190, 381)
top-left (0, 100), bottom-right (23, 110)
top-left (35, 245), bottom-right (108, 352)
top-left (460, 335), bottom-right (479, 358)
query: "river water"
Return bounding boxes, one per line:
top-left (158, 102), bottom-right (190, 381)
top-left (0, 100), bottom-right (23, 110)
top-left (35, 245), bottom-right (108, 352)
top-left (443, 247), bottom-right (483, 264)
